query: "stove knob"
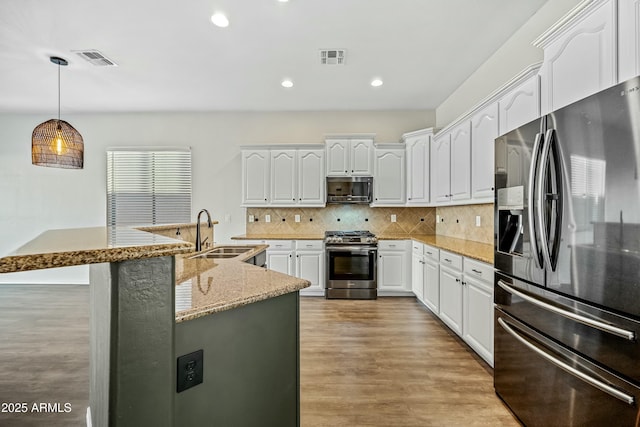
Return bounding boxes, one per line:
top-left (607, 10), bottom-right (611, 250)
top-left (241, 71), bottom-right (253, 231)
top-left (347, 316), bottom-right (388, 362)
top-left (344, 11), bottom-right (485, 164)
top-left (337, 237), bottom-right (343, 243)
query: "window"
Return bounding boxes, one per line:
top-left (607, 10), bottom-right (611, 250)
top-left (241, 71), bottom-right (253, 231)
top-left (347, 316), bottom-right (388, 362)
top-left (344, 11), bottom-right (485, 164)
top-left (107, 148), bottom-right (192, 226)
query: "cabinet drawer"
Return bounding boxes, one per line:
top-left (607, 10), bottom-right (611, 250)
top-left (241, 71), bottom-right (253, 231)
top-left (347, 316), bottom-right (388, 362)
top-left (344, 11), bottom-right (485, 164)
top-left (411, 241), bottom-right (424, 255)
top-left (265, 240), bottom-right (294, 250)
top-left (423, 244), bottom-right (439, 262)
top-left (463, 258), bottom-right (493, 283)
top-left (379, 240), bottom-right (408, 251)
top-left (440, 250), bottom-right (462, 271)
top-left (295, 240), bottom-right (323, 250)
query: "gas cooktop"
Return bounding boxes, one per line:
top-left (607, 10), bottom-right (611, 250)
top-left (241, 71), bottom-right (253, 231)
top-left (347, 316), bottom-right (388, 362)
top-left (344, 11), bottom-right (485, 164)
top-left (324, 230), bottom-right (377, 245)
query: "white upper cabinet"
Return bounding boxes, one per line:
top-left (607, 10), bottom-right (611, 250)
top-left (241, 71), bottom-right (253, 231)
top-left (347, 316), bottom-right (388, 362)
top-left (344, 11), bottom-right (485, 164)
top-left (242, 146), bottom-right (325, 207)
top-left (431, 132), bottom-right (452, 204)
top-left (242, 150), bottom-right (270, 206)
top-left (498, 71), bottom-right (540, 135)
top-left (270, 150), bottom-right (297, 205)
top-left (326, 137), bottom-right (373, 176)
top-left (297, 149), bottom-right (325, 205)
top-left (535, 0), bottom-right (617, 113)
top-left (619, 0), bottom-right (640, 82)
top-left (450, 121), bottom-right (471, 202)
top-left (471, 103), bottom-right (499, 200)
top-left (404, 128), bottom-right (432, 205)
top-left (372, 145), bottom-right (405, 206)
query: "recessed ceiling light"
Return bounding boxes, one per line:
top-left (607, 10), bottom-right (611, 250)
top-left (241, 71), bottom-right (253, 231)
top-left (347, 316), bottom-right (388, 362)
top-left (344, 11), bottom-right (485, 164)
top-left (281, 79), bottom-right (294, 88)
top-left (211, 13), bottom-right (229, 28)
top-left (371, 78), bottom-right (383, 87)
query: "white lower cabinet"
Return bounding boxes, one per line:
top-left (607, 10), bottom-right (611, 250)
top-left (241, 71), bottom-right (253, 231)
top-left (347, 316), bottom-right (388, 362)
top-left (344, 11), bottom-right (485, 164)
top-left (264, 240), bottom-right (324, 296)
top-left (439, 263), bottom-right (464, 336)
top-left (378, 240), bottom-right (411, 294)
top-left (462, 258), bottom-right (494, 366)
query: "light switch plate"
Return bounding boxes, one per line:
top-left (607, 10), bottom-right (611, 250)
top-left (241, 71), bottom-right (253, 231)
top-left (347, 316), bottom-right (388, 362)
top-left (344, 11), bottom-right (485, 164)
top-left (248, 215), bottom-right (255, 223)
top-left (436, 215), bottom-right (440, 223)
top-left (391, 214), bottom-right (397, 223)
top-left (475, 215), bottom-right (481, 227)
top-left (265, 214), bottom-right (271, 223)
top-left (295, 214), bottom-right (300, 223)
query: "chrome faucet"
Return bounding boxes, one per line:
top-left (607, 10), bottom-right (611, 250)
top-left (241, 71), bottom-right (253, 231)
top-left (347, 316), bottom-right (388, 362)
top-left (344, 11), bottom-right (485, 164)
top-left (195, 209), bottom-right (213, 252)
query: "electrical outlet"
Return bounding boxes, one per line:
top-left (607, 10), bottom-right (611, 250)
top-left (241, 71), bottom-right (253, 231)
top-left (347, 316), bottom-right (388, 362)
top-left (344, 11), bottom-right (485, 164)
top-left (248, 215), bottom-right (255, 223)
top-left (436, 214), bottom-right (440, 223)
top-left (295, 214), bottom-right (300, 223)
top-left (475, 215), bottom-right (481, 227)
top-left (177, 349), bottom-right (203, 393)
top-left (391, 214), bottom-right (397, 223)
top-left (265, 214), bottom-right (271, 223)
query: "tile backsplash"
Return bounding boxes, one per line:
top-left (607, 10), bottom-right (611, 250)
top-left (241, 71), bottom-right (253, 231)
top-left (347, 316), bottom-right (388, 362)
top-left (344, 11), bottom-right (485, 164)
top-left (435, 203), bottom-right (493, 244)
top-left (246, 205), bottom-right (436, 236)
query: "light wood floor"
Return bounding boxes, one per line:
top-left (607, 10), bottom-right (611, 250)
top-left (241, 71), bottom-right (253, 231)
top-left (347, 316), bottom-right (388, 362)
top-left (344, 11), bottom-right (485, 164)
top-left (0, 286), bottom-right (518, 426)
top-left (300, 297), bottom-right (519, 427)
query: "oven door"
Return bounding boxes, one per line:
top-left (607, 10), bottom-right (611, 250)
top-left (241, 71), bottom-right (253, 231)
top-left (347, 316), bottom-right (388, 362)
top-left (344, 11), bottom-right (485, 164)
top-left (326, 246), bottom-right (377, 289)
top-left (495, 309), bottom-right (640, 427)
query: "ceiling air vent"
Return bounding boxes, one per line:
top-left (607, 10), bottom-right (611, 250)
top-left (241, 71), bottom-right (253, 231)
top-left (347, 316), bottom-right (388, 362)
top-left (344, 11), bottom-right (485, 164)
top-left (73, 50), bottom-right (118, 67)
top-left (320, 49), bottom-right (346, 65)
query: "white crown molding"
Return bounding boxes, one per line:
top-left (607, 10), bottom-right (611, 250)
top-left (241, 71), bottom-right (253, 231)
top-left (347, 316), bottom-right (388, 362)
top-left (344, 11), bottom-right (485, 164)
top-left (435, 62), bottom-right (542, 137)
top-left (532, 0), bottom-right (609, 48)
top-left (323, 133), bottom-right (376, 140)
top-left (401, 127), bottom-right (434, 141)
top-left (240, 144), bottom-right (325, 150)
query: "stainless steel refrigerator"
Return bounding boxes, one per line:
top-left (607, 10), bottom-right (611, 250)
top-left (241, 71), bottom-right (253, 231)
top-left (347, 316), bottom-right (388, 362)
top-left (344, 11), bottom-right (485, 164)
top-left (494, 76), bottom-right (640, 426)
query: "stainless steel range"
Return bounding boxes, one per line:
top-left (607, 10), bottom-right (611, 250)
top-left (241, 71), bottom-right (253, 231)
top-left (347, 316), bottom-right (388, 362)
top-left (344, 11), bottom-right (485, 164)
top-left (324, 230), bottom-right (378, 299)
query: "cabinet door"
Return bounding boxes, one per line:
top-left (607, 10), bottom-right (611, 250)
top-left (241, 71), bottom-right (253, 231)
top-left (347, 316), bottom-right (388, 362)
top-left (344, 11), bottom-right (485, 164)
top-left (411, 252), bottom-right (425, 302)
top-left (242, 150), bottom-right (270, 206)
top-left (539, 0), bottom-right (616, 113)
top-left (463, 275), bottom-right (494, 366)
top-left (298, 149), bottom-right (325, 205)
top-left (439, 266), bottom-right (463, 336)
top-left (471, 103), bottom-right (498, 200)
top-left (378, 251), bottom-right (408, 291)
top-left (499, 74), bottom-right (540, 135)
top-left (450, 122), bottom-right (471, 201)
top-left (326, 139), bottom-right (350, 176)
top-left (406, 134), bottom-right (430, 204)
top-left (373, 149), bottom-right (405, 205)
top-left (296, 250), bottom-right (324, 294)
top-left (424, 260), bottom-right (440, 314)
top-left (350, 139), bottom-right (373, 175)
top-left (431, 133), bottom-right (451, 203)
top-left (270, 150), bottom-right (297, 205)
top-left (266, 251), bottom-right (294, 276)
top-left (619, 0), bottom-right (640, 82)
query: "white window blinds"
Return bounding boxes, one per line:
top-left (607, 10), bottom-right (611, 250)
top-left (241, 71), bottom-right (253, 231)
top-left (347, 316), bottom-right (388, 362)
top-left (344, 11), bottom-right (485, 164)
top-left (106, 148), bottom-right (192, 226)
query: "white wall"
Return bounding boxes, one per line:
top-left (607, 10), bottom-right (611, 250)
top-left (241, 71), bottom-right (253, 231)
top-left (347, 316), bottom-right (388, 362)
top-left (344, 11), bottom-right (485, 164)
top-left (0, 110), bottom-right (434, 283)
top-left (435, 0), bottom-right (582, 127)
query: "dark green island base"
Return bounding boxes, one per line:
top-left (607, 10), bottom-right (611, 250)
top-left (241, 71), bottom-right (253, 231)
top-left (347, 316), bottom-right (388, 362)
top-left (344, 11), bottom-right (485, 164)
top-left (175, 291), bottom-right (300, 427)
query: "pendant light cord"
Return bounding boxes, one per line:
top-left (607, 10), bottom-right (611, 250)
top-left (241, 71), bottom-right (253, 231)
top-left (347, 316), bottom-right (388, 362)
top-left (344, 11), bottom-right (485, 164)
top-left (57, 61), bottom-right (61, 122)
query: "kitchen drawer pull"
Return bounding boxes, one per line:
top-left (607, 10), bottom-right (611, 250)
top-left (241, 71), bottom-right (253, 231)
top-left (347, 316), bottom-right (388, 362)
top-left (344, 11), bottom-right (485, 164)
top-left (471, 269), bottom-right (482, 274)
top-left (497, 280), bottom-right (636, 341)
top-left (498, 317), bottom-right (635, 405)
top-left (426, 251), bottom-right (433, 255)
top-left (444, 258), bottom-right (452, 263)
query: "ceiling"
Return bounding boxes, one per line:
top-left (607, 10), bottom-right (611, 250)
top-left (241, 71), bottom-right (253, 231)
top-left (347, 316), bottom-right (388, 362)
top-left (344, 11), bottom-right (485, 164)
top-left (0, 0), bottom-right (547, 114)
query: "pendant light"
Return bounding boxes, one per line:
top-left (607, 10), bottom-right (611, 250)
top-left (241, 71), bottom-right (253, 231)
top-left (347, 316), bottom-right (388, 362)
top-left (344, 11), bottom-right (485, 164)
top-left (31, 56), bottom-right (84, 169)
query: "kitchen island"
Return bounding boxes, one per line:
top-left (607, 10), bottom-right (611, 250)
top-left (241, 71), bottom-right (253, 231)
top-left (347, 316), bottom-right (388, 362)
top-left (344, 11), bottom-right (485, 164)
top-left (0, 226), bottom-right (309, 427)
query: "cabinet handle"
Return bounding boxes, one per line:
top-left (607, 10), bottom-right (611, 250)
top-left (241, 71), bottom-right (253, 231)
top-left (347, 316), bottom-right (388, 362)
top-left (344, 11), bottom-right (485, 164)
top-left (408, 197), bottom-right (412, 200)
top-left (351, 170), bottom-right (354, 173)
top-left (296, 255), bottom-right (299, 258)
top-left (293, 198), bottom-right (295, 201)
top-left (426, 251), bottom-right (433, 255)
top-left (462, 281), bottom-right (466, 286)
top-left (345, 170), bottom-right (348, 173)
top-left (455, 278), bottom-right (460, 283)
top-left (264, 198), bottom-right (267, 201)
top-left (289, 254), bottom-right (292, 258)
top-left (471, 269), bottom-right (482, 275)
top-left (444, 258), bottom-right (452, 263)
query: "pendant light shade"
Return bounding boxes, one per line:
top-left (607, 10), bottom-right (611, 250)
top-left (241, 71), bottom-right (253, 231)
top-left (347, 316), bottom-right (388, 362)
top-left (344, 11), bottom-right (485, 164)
top-left (32, 57), bottom-right (84, 169)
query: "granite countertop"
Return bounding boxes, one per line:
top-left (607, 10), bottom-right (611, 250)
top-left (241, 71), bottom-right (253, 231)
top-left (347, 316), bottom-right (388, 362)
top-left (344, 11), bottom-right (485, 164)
top-left (379, 234), bottom-right (494, 264)
top-left (232, 233), bottom-right (494, 264)
top-left (232, 234), bottom-right (324, 241)
top-left (174, 245), bottom-right (309, 322)
top-left (0, 226), bottom-right (194, 274)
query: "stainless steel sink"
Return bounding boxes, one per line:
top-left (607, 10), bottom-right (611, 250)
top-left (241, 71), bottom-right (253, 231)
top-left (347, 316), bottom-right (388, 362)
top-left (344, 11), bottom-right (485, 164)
top-left (189, 245), bottom-right (256, 260)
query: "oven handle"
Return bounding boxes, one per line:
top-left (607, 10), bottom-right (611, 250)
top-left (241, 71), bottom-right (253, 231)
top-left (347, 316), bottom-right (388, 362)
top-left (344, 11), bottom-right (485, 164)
top-left (497, 280), bottom-right (636, 341)
top-left (497, 317), bottom-right (635, 405)
top-left (326, 246), bottom-right (377, 254)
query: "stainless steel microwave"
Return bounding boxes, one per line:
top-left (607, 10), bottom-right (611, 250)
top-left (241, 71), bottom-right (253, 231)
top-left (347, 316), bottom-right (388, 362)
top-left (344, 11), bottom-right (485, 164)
top-left (326, 176), bottom-right (373, 204)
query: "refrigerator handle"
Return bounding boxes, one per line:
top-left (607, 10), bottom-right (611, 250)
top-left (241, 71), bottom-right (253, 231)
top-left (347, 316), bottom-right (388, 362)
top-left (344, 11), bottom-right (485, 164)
top-left (528, 132), bottom-right (544, 269)
top-left (545, 129), bottom-right (564, 271)
top-left (497, 317), bottom-right (635, 405)
top-left (536, 130), bottom-right (553, 271)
